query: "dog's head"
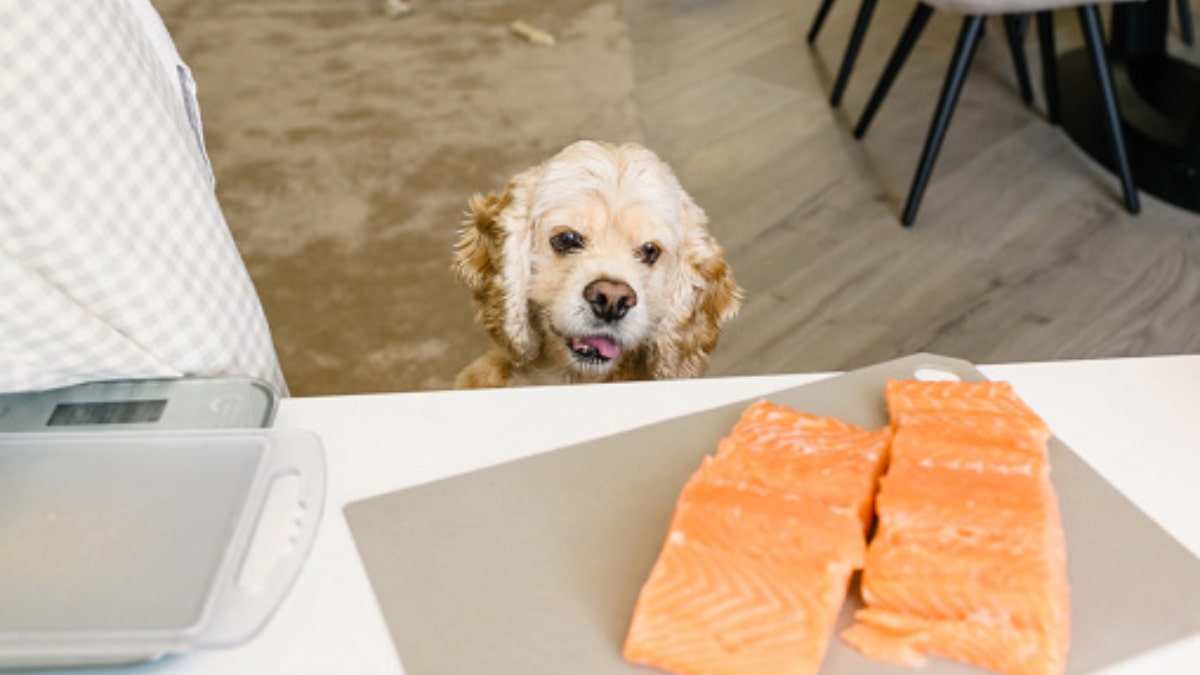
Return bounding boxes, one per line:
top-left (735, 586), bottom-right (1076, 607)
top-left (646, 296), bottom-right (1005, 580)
top-left (452, 140), bottom-right (742, 383)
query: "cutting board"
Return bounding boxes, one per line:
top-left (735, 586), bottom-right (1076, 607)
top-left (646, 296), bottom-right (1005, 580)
top-left (344, 354), bottom-right (1200, 674)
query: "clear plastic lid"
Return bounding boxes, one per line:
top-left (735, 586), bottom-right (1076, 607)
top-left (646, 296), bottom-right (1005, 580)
top-left (0, 428), bottom-right (326, 669)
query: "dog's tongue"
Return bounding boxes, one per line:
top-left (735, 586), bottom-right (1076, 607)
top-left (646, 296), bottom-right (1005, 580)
top-left (574, 335), bottom-right (621, 359)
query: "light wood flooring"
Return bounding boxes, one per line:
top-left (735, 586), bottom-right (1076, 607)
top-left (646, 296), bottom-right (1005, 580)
top-left (623, 0), bottom-right (1200, 376)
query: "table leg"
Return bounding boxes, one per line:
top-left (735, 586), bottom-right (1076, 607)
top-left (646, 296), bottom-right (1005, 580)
top-left (1057, 0), bottom-right (1200, 214)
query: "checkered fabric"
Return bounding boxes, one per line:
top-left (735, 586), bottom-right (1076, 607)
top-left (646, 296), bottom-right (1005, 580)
top-left (0, 0), bottom-right (287, 395)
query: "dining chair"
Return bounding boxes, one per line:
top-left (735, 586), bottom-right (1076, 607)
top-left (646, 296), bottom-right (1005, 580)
top-left (808, 0), bottom-right (1039, 109)
top-left (852, 0), bottom-right (1142, 227)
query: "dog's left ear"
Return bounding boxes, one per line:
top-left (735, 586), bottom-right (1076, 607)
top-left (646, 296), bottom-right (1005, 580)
top-left (652, 197), bottom-right (744, 379)
top-left (451, 165), bottom-right (541, 363)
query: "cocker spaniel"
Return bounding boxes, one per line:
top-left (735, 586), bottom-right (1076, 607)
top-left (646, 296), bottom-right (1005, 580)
top-left (451, 140), bottom-right (743, 389)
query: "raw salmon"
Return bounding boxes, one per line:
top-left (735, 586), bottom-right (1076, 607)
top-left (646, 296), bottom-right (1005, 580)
top-left (623, 401), bottom-right (890, 675)
top-left (841, 380), bottom-right (1070, 675)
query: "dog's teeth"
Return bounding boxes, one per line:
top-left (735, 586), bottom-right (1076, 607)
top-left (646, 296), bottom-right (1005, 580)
top-left (569, 339), bottom-right (611, 363)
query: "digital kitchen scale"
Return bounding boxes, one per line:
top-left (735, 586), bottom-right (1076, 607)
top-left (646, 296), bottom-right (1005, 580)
top-left (0, 377), bottom-right (325, 669)
top-left (0, 376), bottom-right (279, 432)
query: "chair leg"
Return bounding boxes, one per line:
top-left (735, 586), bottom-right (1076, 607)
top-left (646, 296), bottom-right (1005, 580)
top-left (1077, 5), bottom-right (1140, 214)
top-left (1178, 0), bottom-right (1195, 45)
top-left (1003, 15), bottom-right (1035, 105)
top-left (1015, 14), bottom-right (1032, 41)
top-left (831, 0), bottom-right (879, 106)
top-left (901, 15), bottom-right (987, 227)
top-left (853, 3), bottom-right (935, 138)
top-left (1036, 11), bottom-right (1061, 125)
top-left (808, 0), bottom-right (838, 44)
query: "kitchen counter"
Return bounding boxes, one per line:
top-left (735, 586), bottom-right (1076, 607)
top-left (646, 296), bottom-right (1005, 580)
top-left (55, 355), bottom-right (1200, 675)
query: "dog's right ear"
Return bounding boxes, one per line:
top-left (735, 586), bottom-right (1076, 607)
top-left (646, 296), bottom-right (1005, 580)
top-left (451, 166), bottom-right (540, 362)
top-left (452, 190), bottom-right (511, 292)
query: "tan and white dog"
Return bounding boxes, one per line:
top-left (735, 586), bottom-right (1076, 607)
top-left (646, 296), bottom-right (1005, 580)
top-left (451, 140), bottom-right (743, 389)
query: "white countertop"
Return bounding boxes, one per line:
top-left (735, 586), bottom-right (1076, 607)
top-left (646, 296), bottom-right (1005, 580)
top-left (66, 355), bottom-right (1200, 675)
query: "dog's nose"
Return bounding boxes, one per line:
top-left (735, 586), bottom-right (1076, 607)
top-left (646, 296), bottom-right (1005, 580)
top-left (584, 279), bottom-right (637, 322)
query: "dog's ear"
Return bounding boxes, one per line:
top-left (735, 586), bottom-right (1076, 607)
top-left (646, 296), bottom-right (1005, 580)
top-left (451, 165), bottom-right (541, 362)
top-left (651, 197), bottom-right (743, 379)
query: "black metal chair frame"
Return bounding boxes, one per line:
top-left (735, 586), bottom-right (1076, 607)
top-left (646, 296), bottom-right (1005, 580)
top-left (843, 3), bottom-right (1141, 226)
top-left (1177, 0), bottom-right (1195, 44)
top-left (809, 0), bottom-right (879, 107)
top-left (811, 0), bottom-right (1194, 98)
top-left (810, 0), bottom-right (1038, 111)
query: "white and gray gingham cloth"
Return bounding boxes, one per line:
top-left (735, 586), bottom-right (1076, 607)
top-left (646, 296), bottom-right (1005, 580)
top-left (0, 0), bottom-right (287, 395)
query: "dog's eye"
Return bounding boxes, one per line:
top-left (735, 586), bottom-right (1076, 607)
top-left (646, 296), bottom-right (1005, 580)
top-left (639, 242), bottom-right (662, 266)
top-left (550, 230), bottom-right (585, 254)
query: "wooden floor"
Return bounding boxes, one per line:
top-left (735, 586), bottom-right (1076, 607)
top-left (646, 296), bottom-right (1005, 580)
top-left (623, 0), bottom-right (1200, 377)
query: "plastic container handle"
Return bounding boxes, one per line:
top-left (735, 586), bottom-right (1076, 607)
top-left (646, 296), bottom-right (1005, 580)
top-left (192, 428), bottom-right (327, 647)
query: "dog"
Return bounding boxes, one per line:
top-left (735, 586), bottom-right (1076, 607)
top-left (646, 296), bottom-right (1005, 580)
top-left (451, 140), bottom-right (743, 388)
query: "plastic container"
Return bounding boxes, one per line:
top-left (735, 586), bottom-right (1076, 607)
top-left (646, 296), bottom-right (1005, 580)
top-left (0, 428), bottom-right (326, 669)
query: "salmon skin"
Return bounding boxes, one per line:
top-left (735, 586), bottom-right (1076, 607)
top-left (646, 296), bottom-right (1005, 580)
top-left (623, 401), bottom-right (890, 675)
top-left (841, 380), bottom-right (1070, 675)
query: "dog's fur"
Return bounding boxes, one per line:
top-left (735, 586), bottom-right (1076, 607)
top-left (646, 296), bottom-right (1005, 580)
top-left (451, 141), bottom-right (742, 388)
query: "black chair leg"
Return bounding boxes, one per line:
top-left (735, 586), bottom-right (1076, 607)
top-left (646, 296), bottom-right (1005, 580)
top-left (831, 0), bottom-right (879, 107)
top-left (854, 3), bottom-right (935, 138)
top-left (1015, 14), bottom-right (1032, 41)
top-left (1077, 5), bottom-right (1140, 214)
top-left (1004, 15), bottom-right (1035, 105)
top-left (808, 0), bottom-right (838, 44)
top-left (901, 15), bottom-right (987, 227)
top-left (1178, 0), bottom-right (1195, 45)
top-left (1036, 11), bottom-right (1061, 125)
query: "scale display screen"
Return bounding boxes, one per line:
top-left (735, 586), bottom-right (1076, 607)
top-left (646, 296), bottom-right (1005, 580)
top-left (0, 377), bottom-right (277, 432)
top-left (46, 400), bottom-right (168, 427)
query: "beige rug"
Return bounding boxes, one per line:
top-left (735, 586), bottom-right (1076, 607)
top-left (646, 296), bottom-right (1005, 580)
top-left (158, 0), bottom-right (642, 395)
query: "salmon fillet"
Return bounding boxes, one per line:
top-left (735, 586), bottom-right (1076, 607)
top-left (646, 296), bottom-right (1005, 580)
top-left (623, 401), bottom-right (890, 675)
top-left (842, 380), bottom-right (1070, 675)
